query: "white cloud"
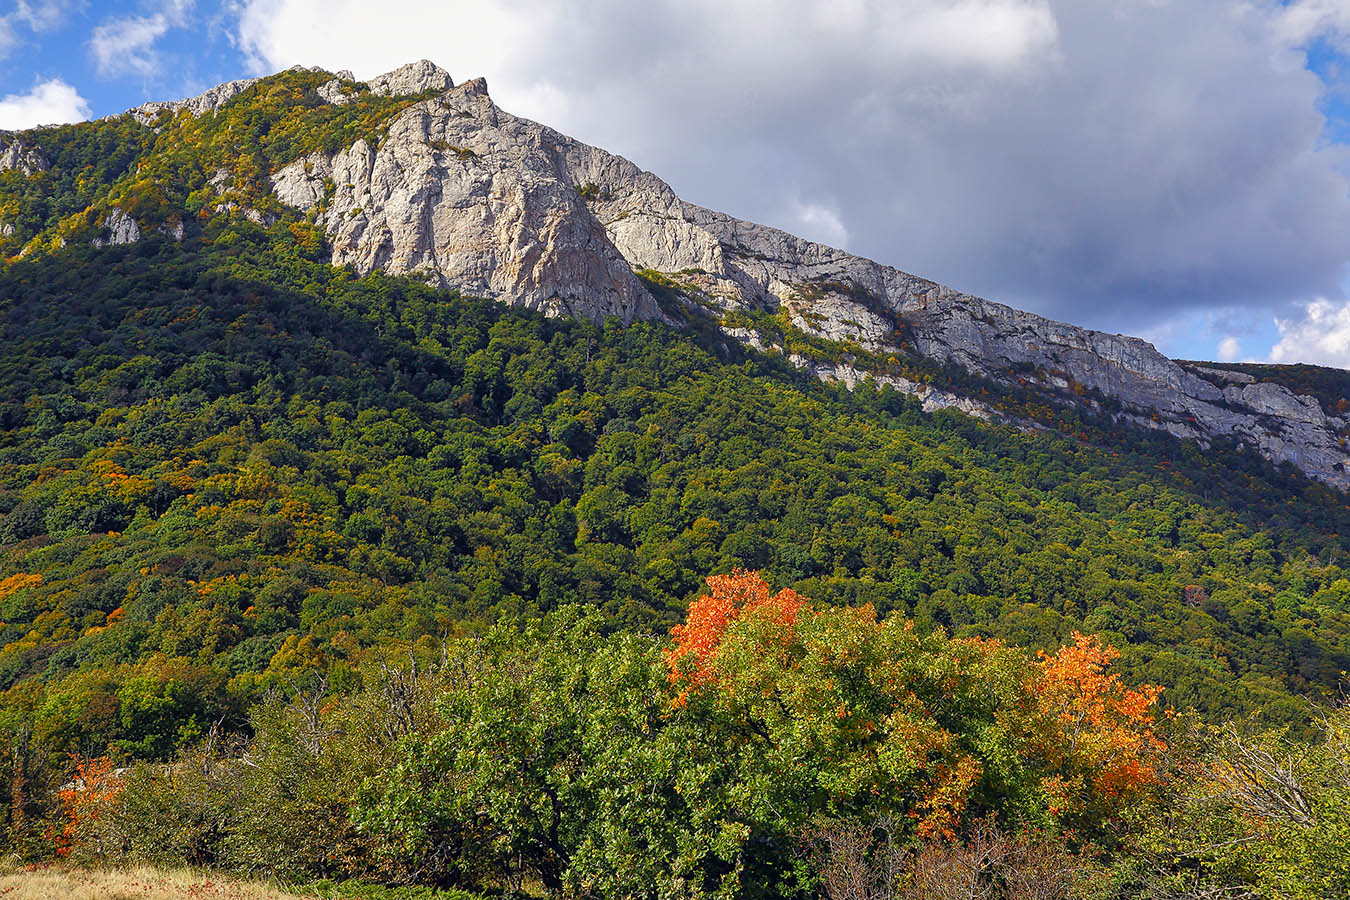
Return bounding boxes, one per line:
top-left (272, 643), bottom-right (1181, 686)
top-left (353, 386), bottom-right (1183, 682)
top-left (235, 0), bottom-right (1059, 82)
top-left (1218, 336), bottom-right (1243, 362)
top-left (0, 0), bottom-right (77, 61)
top-left (230, 0), bottom-right (1350, 342)
top-left (14, 0), bottom-right (74, 33)
top-left (159, 0), bottom-right (195, 28)
top-left (1277, 0), bottom-right (1350, 51)
top-left (87, 1), bottom-right (197, 80)
top-left (790, 201), bottom-right (851, 249)
top-left (0, 78), bottom-right (91, 129)
top-left (1271, 299), bottom-right (1350, 366)
top-left (89, 14), bottom-right (171, 78)
top-left (0, 19), bottom-right (18, 60)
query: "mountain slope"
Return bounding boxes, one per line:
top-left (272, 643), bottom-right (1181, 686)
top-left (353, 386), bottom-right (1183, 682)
top-left (251, 61), bottom-right (1350, 489)
top-left (0, 62), bottom-right (1345, 734)
top-left (5, 62), bottom-right (1347, 489)
top-left (1, 62), bottom-right (1349, 898)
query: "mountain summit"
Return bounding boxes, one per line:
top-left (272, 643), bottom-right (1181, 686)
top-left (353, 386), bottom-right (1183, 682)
top-left (7, 60), bottom-right (1350, 487)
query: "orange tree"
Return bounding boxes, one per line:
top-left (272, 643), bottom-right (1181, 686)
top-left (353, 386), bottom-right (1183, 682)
top-left (1031, 633), bottom-right (1166, 829)
top-left (52, 755), bottom-right (124, 860)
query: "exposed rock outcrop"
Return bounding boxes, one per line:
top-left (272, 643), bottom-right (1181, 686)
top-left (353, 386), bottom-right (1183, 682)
top-left (317, 80), bottom-right (352, 105)
top-left (368, 60), bottom-right (454, 97)
top-left (260, 62), bottom-right (1350, 489)
top-left (91, 209), bottom-right (140, 247)
top-left (1190, 365), bottom-right (1256, 386)
top-left (0, 139), bottom-right (49, 175)
top-left (124, 78), bottom-right (261, 127)
top-left (270, 73), bottom-right (660, 323)
top-left (895, 293), bottom-right (1350, 487)
top-left (789, 355), bottom-right (1001, 421)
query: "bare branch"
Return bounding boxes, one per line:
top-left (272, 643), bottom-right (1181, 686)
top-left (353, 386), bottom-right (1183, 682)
top-left (1198, 725), bottom-right (1316, 827)
top-left (802, 817), bottom-right (904, 900)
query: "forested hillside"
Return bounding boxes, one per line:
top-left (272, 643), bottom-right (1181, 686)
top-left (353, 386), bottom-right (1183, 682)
top-left (0, 66), bottom-right (1348, 898)
top-left (4, 225), bottom-right (1349, 747)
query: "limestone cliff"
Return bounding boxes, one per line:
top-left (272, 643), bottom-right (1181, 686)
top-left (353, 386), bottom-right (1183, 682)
top-left (269, 68), bottom-right (662, 324)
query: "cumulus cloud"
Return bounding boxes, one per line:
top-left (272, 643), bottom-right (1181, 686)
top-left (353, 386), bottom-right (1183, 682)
top-left (0, 78), bottom-right (90, 129)
top-left (236, 0), bottom-right (1059, 81)
top-left (1217, 336), bottom-right (1243, 362)
top-left (232, 0), bottom-right (1350, 343)
top-left (1270, 299), bottom-right (1350, 367)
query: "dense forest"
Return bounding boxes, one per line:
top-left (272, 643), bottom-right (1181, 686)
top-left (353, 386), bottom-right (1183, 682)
top-left (0, 67), bottom-right (1348, 898)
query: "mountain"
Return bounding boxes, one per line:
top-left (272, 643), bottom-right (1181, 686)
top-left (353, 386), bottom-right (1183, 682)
top-left (0, 58), bottom-right (1347, 696)
top-left (250, 61), bottom-right (1349, 490)
top-left (10, 60), bottom-right (1347, 489)
top-left (2, 59), bottom-right (1350, 897)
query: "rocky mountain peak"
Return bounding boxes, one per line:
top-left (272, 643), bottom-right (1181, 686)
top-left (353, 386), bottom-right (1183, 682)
top-left (122, 77), bottom-right (262, 127)
top-left (368, 60), bottom-right (455, 97)
top-left (113, 60), bottom-right (456, 130)
top-left (270, 72), bottom-right (662, 323)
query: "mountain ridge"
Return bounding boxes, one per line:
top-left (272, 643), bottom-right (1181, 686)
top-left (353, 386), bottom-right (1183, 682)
top-left (8, 59), bottom-right (1350, 488)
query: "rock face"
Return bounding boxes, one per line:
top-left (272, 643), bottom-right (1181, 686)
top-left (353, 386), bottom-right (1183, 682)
top-left (270, 71), bottom-right (660, 323)
top-left (316, 78), bottom-right (354, 105)
top-left (367, 60), bottom-right (453, 97)
top-left (0, 138), bottom-right (49, 175)
top-left (257, 61), bottom-right (1350, 488)
top-left (897, 294), bottom-right (1350, 487)
top-left (92, 209), bottom-right (141, 247)
top-left (790, 355), bottom-right (1001, 422)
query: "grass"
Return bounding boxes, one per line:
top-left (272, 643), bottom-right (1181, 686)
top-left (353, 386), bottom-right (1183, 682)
top-left (0, 865), bottom-right (315, 900)
top-left (0, 866), bottom-right (491, 899)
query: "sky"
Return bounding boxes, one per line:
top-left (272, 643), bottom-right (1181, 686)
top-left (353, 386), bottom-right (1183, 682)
top-left (2, 1), bottom-right (1350, 367)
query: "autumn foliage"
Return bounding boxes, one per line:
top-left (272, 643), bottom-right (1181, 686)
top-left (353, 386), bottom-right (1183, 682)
top-left (665, 572), bottom-right (1166, 843)
top-left (1033, 633), bottom-right (1165, 815)
top-left (666, 569), bottom-right (804, 698)
top-left (53, 756), bottom-right (123, 858)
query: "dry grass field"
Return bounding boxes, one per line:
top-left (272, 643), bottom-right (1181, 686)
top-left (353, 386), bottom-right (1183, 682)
top-left (0, 866), bottom-right (323, 900)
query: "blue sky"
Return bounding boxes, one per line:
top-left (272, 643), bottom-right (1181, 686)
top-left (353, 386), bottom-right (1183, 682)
top-left (3, 0), bottom-right (1350, 368)
top-left (0, 1), bottom-right (244, 118)
top-left (1307, 37), bottom-right (1350, 145)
